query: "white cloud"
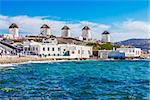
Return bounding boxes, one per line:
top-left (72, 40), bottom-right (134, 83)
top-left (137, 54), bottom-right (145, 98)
top-left (0, 15), bottom-right (149, 42)
top-left (111, 31), bottom-right (148, 42)
top-left (110, 19), bottom-right (149, 42)
top-left (0, 15), bottom-right (8, 20)
top-left (0, 15), bottom-right (110, 39)
top-left (122, 20), bottom-right (149, 32)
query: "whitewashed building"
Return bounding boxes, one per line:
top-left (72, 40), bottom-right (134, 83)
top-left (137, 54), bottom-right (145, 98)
top-left (61, 26), bottom-right (71, 37)
top-left (101, 31), bottom-right (110, 42)
top-left (22, 40), bottom-right (92, 59)
top-left (0, 42), bottom-right (17, 55)
top-left (4, 23), bottom-right (19, 39)
top-left (98, 50), bottom-right (112, 59)
top-left (9, 23), bottom-right (19, 38)
top-left (82, 26), bottom-right (91, 41)
top-left (40, 24), bottom-right (51, 36)
top-left (116, 48), bottom-right (141, 57)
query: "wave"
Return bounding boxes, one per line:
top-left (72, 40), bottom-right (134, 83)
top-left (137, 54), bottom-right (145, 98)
top-left (0, 64), bottom-right (16, 70)
top-left (0, 60), bottom-right (79, 68)
top-left (0, 64), bottom-right (16, 67)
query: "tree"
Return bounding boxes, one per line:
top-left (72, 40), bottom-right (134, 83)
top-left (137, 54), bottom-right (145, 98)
top-left (99, 43), bottom-right (114, 50)
top-left (86, 42), bottom-right (120, 50)
top-left (86, 42), bottom-right (100, 50)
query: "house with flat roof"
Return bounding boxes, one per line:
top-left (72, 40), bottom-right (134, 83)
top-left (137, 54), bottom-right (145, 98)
top-left (22, 40), bottom-right (92, 59)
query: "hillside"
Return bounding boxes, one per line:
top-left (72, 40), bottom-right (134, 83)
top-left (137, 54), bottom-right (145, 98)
top-left (115, 39), bottom-right (150, 51)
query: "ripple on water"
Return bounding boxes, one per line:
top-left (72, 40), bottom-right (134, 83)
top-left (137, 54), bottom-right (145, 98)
top-left (0, 60), bottom-right (149, 99)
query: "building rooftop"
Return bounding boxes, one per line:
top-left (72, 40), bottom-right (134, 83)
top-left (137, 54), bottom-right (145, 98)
top-left (25, 35), bottom-right (83, 45)
top-left (82, 26), bottom-right (90, 30)
top-left (41, 24), bottom-right (50, 28)
top-left (9, 23), bottom-right (19, 28)
top-left (102, 31), bottom-right (110, 34)
top-left (61, 26), bottom-right (70, 30)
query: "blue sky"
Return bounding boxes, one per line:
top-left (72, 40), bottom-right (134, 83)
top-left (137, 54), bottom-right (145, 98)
top-left (0, 0), bottom-right (149, 42)
top-left (1, 0), bottom-right (149, 22)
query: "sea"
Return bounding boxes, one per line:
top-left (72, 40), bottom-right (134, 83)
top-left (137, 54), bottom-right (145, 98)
top-left (0, 60), bottom-right (149, 99)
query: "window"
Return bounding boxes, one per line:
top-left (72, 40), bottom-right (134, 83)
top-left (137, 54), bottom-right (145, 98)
top-left (78, 50), bottom-right (80, 54)
top-left (136, 51), bottom-right (138, 55)
top-left (138, 51), bottom-right (141, 55)
top-left (24, 47), bottom-right (27, 51)
top-left (36, 47), bottom-right (38, 51)
top-left (48, 47), bottom-right (50, 51)
top-left (52, 47), bottom-right (54, 51)
top-left (82, 50), bottom-right (84, 54)
top-left (88, 50), bottom-right (91, 55)
top-left (72, 51), bottom-right (75, 54)
top-left (43, 47), bottom-right (45, 51)
top-left (64, 49), bottom-right (66, 51)
top-left (32, 47), bottom-right (35, 51)
top-left (58, 48), bottom-right (60, 51)
top-left (133, 50), bottom-right (134, 52)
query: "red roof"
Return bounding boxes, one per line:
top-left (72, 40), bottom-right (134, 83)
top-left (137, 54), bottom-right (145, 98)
top-left (61, 26), bottom-right (70, 30)
top-left (9, 23), bottom-right (19, 28)
top-left (41, 24), bottom-right (50, 28)
top-left (82, 26), bottom-right (90, 30)
top-left (102, 31), bottom-right (110, 34)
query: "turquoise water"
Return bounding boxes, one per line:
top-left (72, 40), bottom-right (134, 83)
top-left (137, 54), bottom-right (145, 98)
top-left (0, 60), bottom-right (149, 99)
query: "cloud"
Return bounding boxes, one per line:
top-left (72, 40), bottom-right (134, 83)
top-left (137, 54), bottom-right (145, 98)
top-left (121, 20), bottom-right (149, 32)
top-left (0, 14), bottom-right (149, 42)
top-left (0, 15), bottom-right (9, 29)
top-left (110, 19), bottom-right (149, 42)
top-left (0, 15), bottom-right (110, 39)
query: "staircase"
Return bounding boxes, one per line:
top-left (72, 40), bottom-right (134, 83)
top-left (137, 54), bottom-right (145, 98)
top-left (0, 41), bottom-right (17, 54)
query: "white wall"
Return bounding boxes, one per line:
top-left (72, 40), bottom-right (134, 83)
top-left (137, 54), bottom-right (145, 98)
top-left (82, 30), bottom-right (91, 40)
top-left (9, 28), bottom-right (19, 38)
top-left (117, 48), bottom-right (141, 57)
top-left (102, 34), bottom-right (110, 42)
top-left (98, 50), bottom-right (112, 59)
top-left (61, 30), bottom-right (71, 37)
top-left (22, 41), bottom-right (92, 59)
top-left (59, 44), bottom-right (92, 58)
top-left (41, 28), bottom-right (51, 35)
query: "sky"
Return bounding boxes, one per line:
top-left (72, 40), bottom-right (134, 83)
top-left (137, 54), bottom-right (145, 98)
top-left (0, 0), bottom-right (149, 42)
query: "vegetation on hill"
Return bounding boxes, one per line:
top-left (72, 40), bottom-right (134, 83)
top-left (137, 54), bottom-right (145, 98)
top-left (86, 42), bottom-right (120, 50)
top-left (115, 39), bottom-right (150, 51)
